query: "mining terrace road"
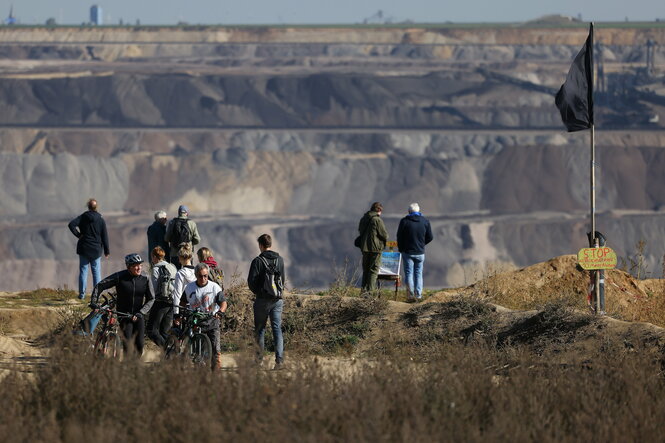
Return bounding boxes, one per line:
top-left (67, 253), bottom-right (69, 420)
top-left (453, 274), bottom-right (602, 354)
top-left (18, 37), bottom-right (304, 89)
top-left (0, 124), bottom-right (661, 135)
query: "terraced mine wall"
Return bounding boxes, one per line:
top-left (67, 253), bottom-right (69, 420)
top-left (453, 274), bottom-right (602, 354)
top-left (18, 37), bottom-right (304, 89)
top-left (0, 25), bottom-right (664, 290)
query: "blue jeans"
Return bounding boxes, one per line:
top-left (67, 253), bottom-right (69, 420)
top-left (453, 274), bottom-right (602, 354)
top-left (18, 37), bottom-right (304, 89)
top-left (402, 253), bottom-right (425, 298)
top-left (79, 255), bottom-right (101, 300)
top-left (253, 298), bottom-right (284, 363)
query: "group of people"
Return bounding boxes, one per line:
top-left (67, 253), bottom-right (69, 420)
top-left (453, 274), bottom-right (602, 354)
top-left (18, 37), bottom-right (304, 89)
top-left (357, 201), bottom-right (434, 302)
top-left (69, 200), bottom-right (285, 370)
top-left (68, 198), bottom-right (432, 369)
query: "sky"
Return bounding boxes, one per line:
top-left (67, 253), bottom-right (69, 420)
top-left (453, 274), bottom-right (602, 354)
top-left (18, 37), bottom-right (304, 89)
top-left (1, 0), bottom-right (663, 26)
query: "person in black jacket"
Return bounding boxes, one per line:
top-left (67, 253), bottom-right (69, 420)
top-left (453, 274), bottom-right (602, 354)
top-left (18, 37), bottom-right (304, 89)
top-left (68, 199), bottom-right (110, 300)
top-left (247, 234), bottom-right (285, 368)
top-left (90, 253), bottom-right (155, 356)
top-left (396, 203), bottom-right (434, 302)
top-left (147, 210), bottom-right (169, 263)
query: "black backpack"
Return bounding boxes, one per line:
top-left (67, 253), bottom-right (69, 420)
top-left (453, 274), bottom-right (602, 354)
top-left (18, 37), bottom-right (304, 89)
top-left (156, 263), bottom-right (176, 300)
top-left (258, 256), bottom-right (283, 299)
top-left (170, 218), bottom-right (191, 246)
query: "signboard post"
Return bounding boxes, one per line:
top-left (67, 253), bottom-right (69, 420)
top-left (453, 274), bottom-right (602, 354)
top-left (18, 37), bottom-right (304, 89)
top-left (378, 241), bottom-right (401, 297)
top-left (578, 245), bottom-right (615, 315)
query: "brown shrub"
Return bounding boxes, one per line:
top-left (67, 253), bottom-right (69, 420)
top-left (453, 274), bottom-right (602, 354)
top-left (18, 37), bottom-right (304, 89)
top-left (1, 333), bottom-right (665, 441)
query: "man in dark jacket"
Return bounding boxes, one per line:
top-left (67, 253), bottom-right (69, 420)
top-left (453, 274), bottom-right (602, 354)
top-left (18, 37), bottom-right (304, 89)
top-left (90, 253), bottom-right (155, 356)
top-left (147, 210), bottom-right (169, 262)
top-left (247, 234), bottom-right (285, 369)
top-left (396, 203), bottom-right (434, 302)
top-left (358, 202), bottom-right (388, 293)
top-left (165, 205), bottom-right (200, 268)
top-left (68, 198), bottom-right (110, 300)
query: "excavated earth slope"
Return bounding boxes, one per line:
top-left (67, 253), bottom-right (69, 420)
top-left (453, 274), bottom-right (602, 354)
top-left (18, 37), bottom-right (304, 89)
top-left (0, 25), bottom-right (664, 290)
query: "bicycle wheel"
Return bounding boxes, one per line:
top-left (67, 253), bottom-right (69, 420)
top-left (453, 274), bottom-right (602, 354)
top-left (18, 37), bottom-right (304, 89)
top-left (186, 333), bottom-right (212, 366)
top-left (106, 332), bottom-right (123, 360)
top-left (164, 333), bottom-right (183, 360)
top-left (96, 331), bottom-right (123, 360)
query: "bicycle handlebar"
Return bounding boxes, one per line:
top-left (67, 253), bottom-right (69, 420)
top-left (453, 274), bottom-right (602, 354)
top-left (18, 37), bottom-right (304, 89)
top-left (174, 305), bottom-right (217, 316)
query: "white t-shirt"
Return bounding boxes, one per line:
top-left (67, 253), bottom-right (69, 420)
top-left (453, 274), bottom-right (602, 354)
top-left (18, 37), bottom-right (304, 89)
top-left (183, 280), bottom-right (225, 314)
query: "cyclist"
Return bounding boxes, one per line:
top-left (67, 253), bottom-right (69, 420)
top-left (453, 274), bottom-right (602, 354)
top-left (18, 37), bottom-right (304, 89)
top-left (90, 253), bottom-right (155, 356)
top-left (182, 263), bottom-right (227, 370)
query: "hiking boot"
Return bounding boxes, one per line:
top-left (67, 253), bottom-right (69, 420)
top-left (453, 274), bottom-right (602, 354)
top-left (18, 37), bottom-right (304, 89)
top-left (212, 352), bottom-right (223, 371)
top-left (274, 361), bottom-right (285, 371)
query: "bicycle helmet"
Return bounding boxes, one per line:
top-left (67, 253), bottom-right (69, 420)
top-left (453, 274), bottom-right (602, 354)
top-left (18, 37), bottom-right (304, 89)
top-left (124, 253), bottom-right (144, 266)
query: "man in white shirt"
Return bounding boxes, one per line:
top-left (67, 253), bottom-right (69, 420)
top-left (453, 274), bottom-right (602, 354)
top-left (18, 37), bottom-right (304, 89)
top-left (183, 263), bottom-right (227, 370)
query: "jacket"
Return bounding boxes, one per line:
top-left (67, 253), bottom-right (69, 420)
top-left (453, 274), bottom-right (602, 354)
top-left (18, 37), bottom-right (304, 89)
top-left (172, 265), bottom-right (196, 314)
top-left (358, 211), bottom-right (388, 253)
top-left (150, 260), bottom-right (177, 302)
top-left (68, 210), bottom-right (110, 259)
top-left (164, 216), bottom-right (200, 257)
top-left (147, 221), bottom-right (169, 259)
top-left (396, 213), bottom-right (434, 255)
top-left (247, 250), bottom-right (285, 299)
top-left (91, 270), bottom-right (154, 317)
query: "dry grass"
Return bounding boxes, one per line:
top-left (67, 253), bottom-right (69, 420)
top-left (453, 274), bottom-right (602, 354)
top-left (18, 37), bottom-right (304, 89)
top-left (459, 255), bottom-right (665, 327)
top-left (1, 327), bottom-right (665, 441)
top-left (0, 288), bottom-right (78, 308)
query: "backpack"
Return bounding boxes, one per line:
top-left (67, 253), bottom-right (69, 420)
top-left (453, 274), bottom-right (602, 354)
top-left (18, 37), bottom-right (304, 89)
top-left (156, 263), bottom-right (177, 300)
top-left (258, 256), bottom-right (283, 299)
top-left (208, 266), bottom-right (224, 290)
top-left (170, 218), bottom-right (191, 246)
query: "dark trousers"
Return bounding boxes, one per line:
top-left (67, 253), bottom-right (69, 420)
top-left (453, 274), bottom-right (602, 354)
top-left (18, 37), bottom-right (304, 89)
top-left (361, 252), bottom-right (382, 292)
top-left (201, 317), bottom-right (221, 354)
top-left (120, 317), bottom-right (145, 356)
top-left (147, 300), bottom-right (173, 348)
top-left (169, 255), bottom-right (182, 270)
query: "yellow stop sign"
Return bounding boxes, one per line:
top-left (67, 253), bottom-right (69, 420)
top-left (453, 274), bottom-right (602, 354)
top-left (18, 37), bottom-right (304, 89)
top-left (577, 247), bottom-right (617, 270)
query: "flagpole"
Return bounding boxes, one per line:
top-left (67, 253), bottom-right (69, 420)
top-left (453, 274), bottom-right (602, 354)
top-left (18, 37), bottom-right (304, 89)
top-left (588, 22), bottom-right (601, 314)
top-left (591, 124), bottom-right (601, 313)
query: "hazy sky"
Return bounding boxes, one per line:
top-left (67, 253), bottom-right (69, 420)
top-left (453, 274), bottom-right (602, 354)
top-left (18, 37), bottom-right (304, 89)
top-left (1, 0), bottom-right (662, 25)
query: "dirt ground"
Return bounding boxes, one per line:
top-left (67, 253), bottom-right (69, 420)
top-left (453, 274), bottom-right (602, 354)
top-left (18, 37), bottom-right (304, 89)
top-left (2, 256), bottom-right (665, 379)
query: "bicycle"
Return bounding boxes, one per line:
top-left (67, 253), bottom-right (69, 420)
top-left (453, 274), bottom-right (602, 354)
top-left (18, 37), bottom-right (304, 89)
top-left (165, 306), bottom-right (215, 366)
top-left (92, 295), bottom-right (132, 360)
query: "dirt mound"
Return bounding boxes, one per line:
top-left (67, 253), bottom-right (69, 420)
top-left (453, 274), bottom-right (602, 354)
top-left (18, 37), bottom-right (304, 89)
top-left (431, 255), bottom-right (665, 327)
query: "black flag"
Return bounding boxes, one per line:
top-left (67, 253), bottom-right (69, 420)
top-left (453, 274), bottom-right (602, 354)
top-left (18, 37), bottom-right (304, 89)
top-left (555, 24), bottom-right (594, 132)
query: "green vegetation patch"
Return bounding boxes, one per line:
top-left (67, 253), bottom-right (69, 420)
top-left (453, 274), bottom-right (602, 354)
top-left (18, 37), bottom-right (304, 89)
top-left (283, 296), bottom-right (388, 355)
top-left (0, 288), bottom-right (78, 308)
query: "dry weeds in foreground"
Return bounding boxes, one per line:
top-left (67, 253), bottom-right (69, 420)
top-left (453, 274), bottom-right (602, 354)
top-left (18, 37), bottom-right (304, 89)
top-left (1, 330), bottom-right (665, 442)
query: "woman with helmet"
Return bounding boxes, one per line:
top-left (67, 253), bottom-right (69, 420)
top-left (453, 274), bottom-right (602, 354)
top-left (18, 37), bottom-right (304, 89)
top-left (90, 253), bottom-right (155, 356)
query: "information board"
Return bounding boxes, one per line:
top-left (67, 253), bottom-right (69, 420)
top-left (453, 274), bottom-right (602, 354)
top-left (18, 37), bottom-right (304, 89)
top-left (379, 251), bottom-right (401, 276)
top-left (577, 247), bottom-right (617, 270)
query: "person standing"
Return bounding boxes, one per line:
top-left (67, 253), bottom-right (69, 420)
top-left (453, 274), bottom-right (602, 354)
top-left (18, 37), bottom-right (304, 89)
top-left (247, 234), bottom-right (285, 369)
top-left (90, 253), bottom-right (155, 356)
top-left (147, 210), bottom-right (169, 263)
top-left (197, 247), bottom-right (224, 289)
top-left (68, 198), bottom-right (110, 300)
top-left (165, 205), bottom-right (200, 269)
top-left (147, 246), bottom-right (177, 348)
top-left (358, 202), bottom-right (388, 293)
top-left (171, 244), bottom-right (197, 314)
top-left (396, 203), bottom-right (433, 302)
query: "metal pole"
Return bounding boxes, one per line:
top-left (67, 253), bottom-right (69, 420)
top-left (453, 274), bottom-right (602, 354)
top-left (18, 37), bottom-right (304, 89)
top-left (590, 124), bottom-right (595, 238)
top-left (590, 124), bottom-right (601, 314)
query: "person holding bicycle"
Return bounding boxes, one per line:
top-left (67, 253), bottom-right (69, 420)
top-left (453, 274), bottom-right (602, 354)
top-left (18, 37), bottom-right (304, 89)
top-left (182, 263), bottom-right (227, 370)
top-left (90, 253), bottom-right (155, 356)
